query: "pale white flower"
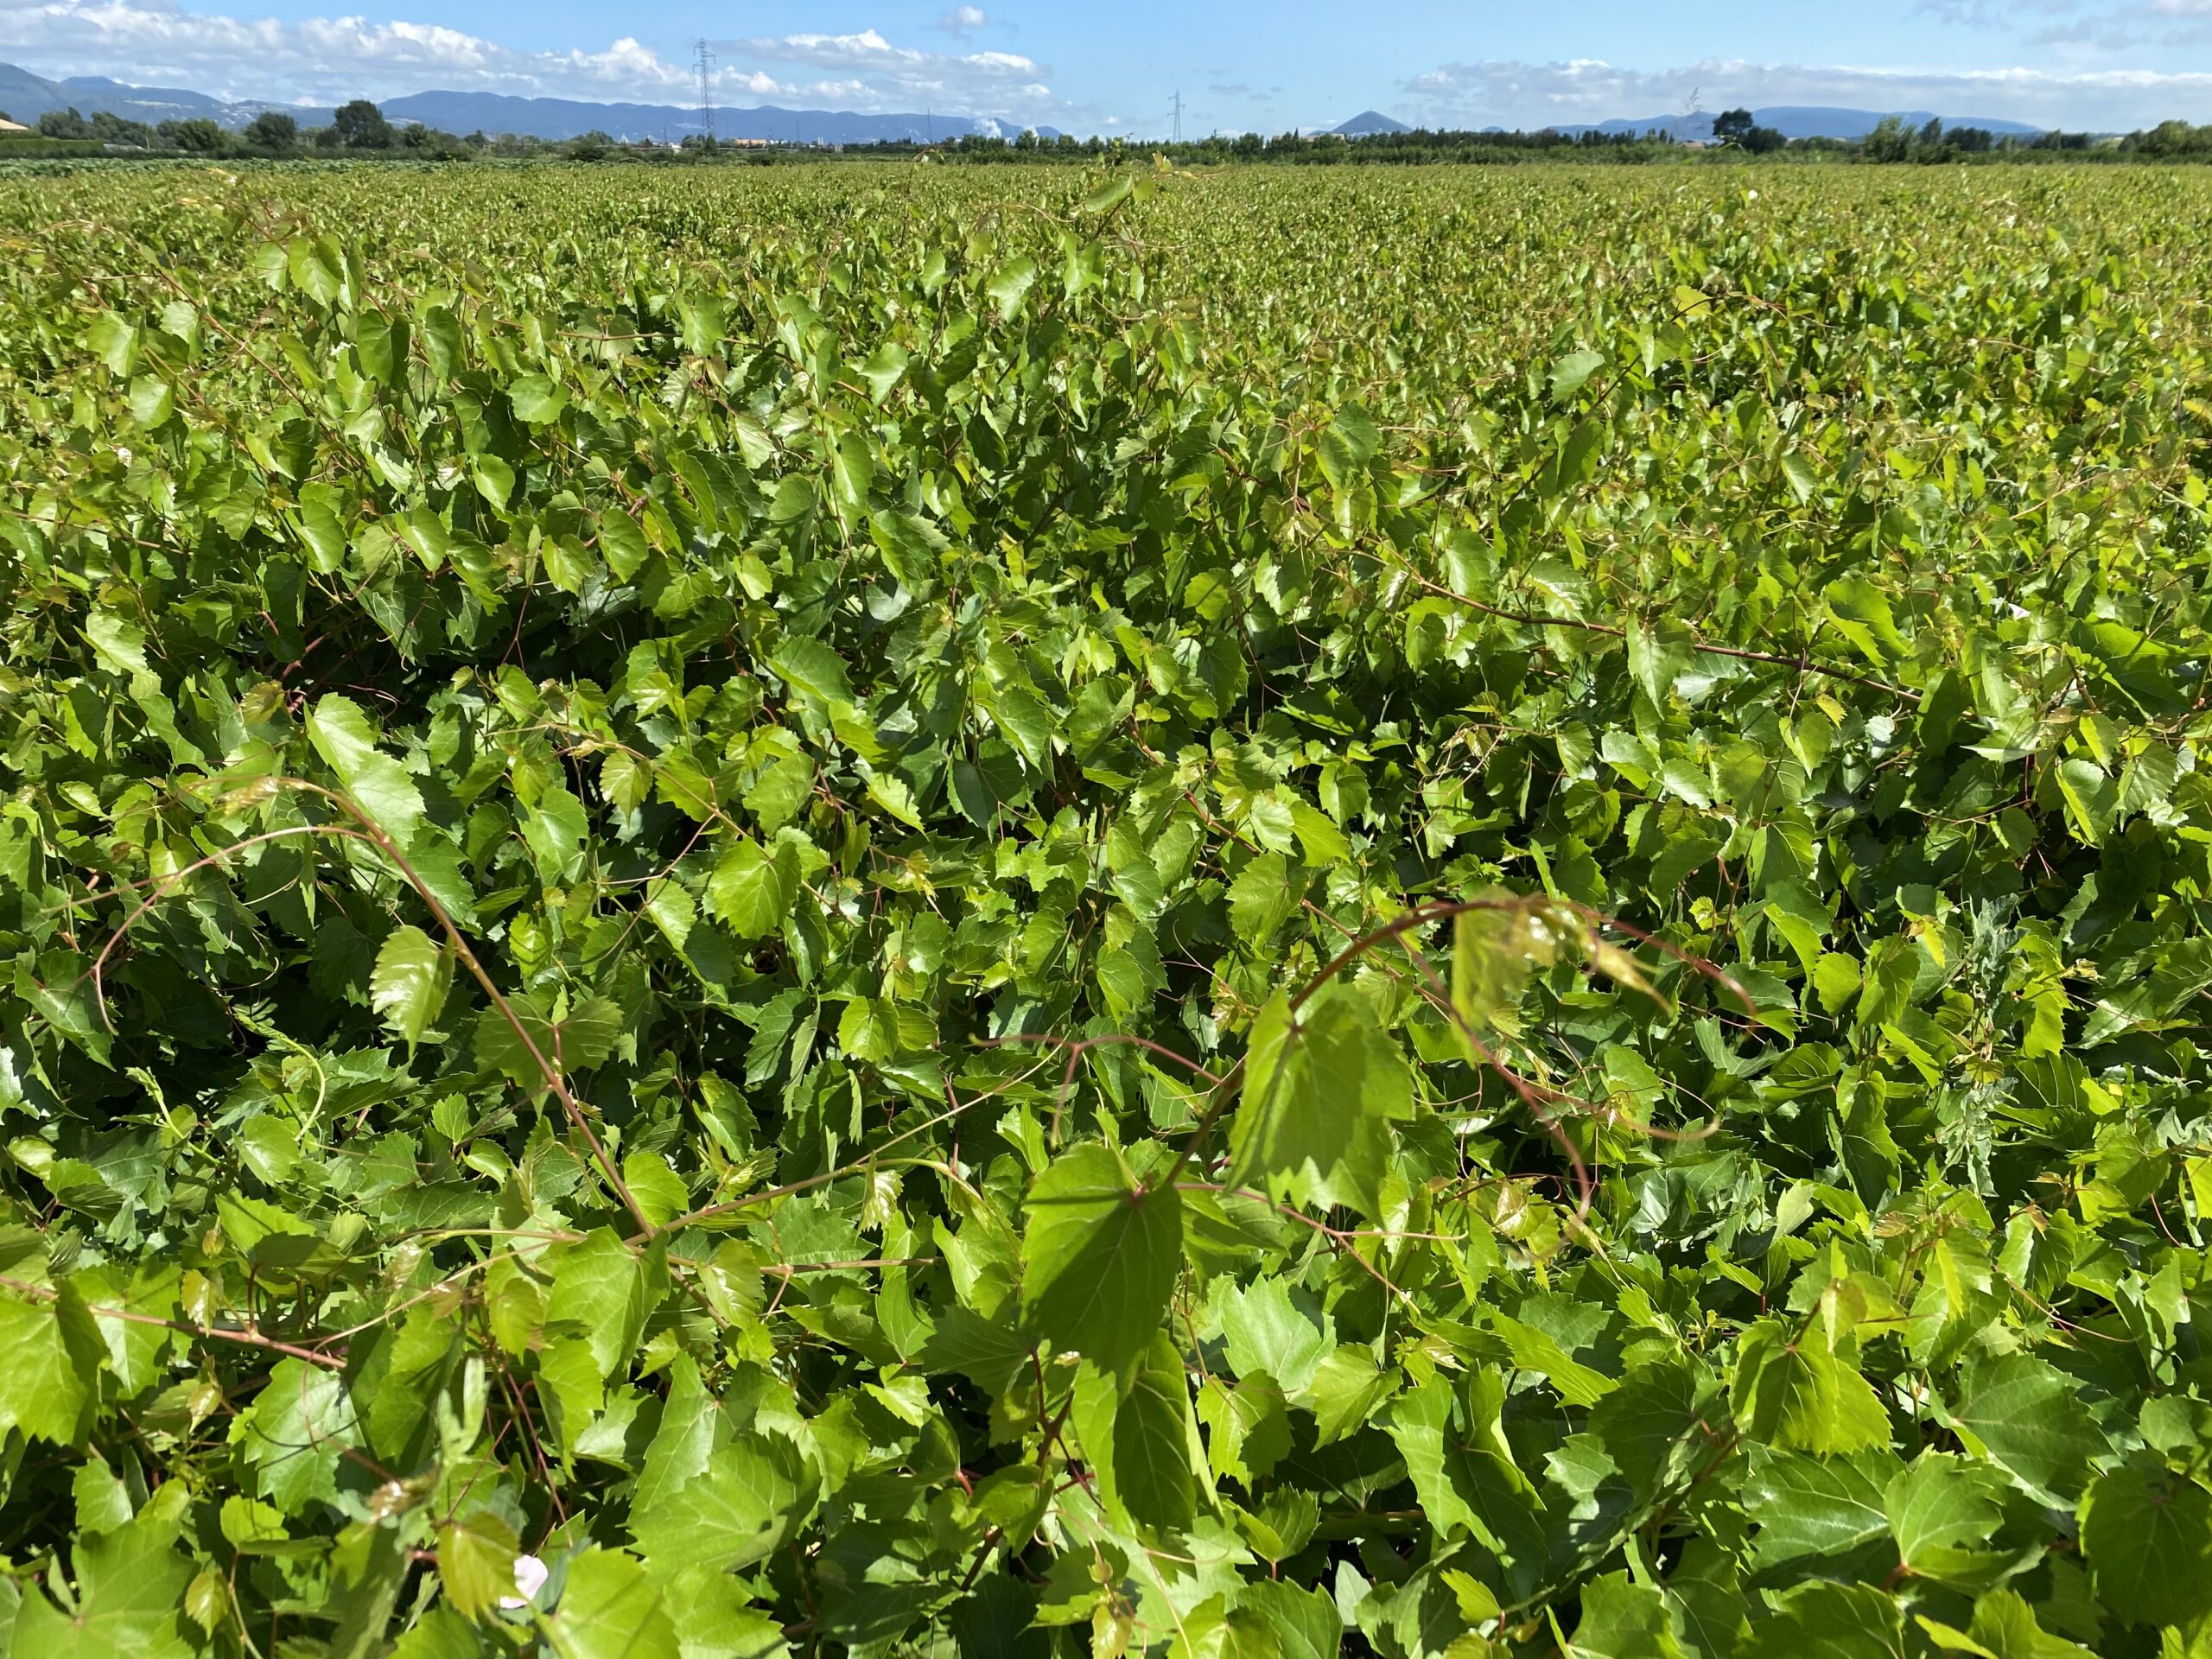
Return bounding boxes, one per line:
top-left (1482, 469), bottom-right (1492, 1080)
top-left (501, 1554), bottom-right (550, 1610)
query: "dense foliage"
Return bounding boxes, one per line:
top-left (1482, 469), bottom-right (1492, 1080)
top-left (1, 161), bottom-right (2210, 1659)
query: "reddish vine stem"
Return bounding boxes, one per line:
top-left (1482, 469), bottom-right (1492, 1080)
top-left (0, 1273), bottom-right (345, 1370)
top-left (76, 776), bottom-right (654, 1239)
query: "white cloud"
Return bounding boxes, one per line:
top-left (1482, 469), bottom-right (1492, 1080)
top-left (1401, 55), bottom-right (2212, 130)
top-left (1917, 0), bottom-right (2212, 46)
top-left (0, 1), bottom-right (1069, 118)
top-left (935, 5), bottom-right (987, 36)
top-left (707, 27), bottom-right (1061, 116)
top-left (0, 0), bottom-right (698, 100)
top-left (722, 29), bottom-right (1044, 86)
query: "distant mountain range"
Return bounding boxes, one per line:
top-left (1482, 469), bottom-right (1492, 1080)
top-left (0, 60), bottom-right (1052, 143)
top-left (1, 60), bottom-right (2053, 149)
top-left (1529, 106), bottom-right (2045, 141)
top-left (0, 60), bottom-right (317, 128)
top-left (1324, 105), bottom-right (2044, 142)
top-left (376, 89), bottom-right (1049, 144)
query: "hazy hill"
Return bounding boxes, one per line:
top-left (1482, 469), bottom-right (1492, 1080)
top-left (379, 89), bottom-right (1050, 143)
top-left (1544, 105), bottom-right (2045, 141)
top-left (1335, 110), bottom-right (1413, 136)
top-left (0, 60), bottom-right (1052, 143)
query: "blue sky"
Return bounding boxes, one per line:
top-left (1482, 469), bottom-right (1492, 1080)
top-left (3, 0), bottom-right (2211, 130)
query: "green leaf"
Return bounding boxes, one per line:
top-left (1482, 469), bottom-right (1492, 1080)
top-left (620, 1153), bottom-right (690, 1228)
top-left (1570, 1573), bottom-right (1685, 1659)
top-left (709, 836), bottom-right (797, 939)
top-left (326, 1522), bottom-right (414, 1659)
top-left (474, 993), bottom-right (624, 1084)
top-left (436, 1510), bottom-right (520, 1624)
top-left (986, 255), bottom-right (1039, 320)
top-left (370, 925), bottom-right (450, 1051)
top-left (85, 610), bottom-right (150, 678)
top-left (2051, 759), bottom-right (2117, 848)
top-left (1239, 1581), bottom-right (1338, 1659)
top-left (1196, 1374), bottom-right (1291, 1484)
top-left (1958, 1589), bottom-right (2094, 1658)
top-left (542, 1549), bottom-right (678, 1659)
top-left (1020, 1142), bottom-right (1182, 1376)
top-left (1885, 1452), bottom-right (2029, 1592)
top-left (1548, 347), bottom-right (1606, 404)
top-left (1451, 900), bottom-right (1554, 1035)
top-left (1732, 1319), bottom-right (1891, 1458)
top-left (1227, 982), bottom-right (1405, 1221)
top-left (1780, 450), bottom-right (1820, 504)
top-left (1228, 852), bottom-right (1300, 946)
top-left (1745, 1448), bottom-right (1898, 1573)
top-left (1217, 1275), bottom-right (1331, 1393)
top-left (86, 312), bottom-right (138, 376)
top-left (1080, 175), bottom-right (1135, 215)
top-left (308, 693), bottom-right (425, 843)
top-left (1823, 574), bottom-right (1908, 665)
top-left (836, 996), bottom-right (897, 1063)
top-left (1112, 1331), bottom-right (1200, 1532)
top-left (1317, 405), bottom-right (1379, 491)
top-left (507, 372), bottom-right (568, 424)
top-left (867, 509), bottom-right (945, 591)
top-left (523, 785), bottom-right (591, 883)
top-left (233, 1358), bottom-right (359, 1512)
top-left (857, 341), bottom-right (910, 404)
top-left (2081, 1459), bottom-right (2212, 1629)
top-left (1738, 1580), bottom-right (1905, 1659)
top-left (0, 1283), bottom-right (105, 1446)
top-left (11, 1510), bottom-right (197, 1659)
top-left (1587, 1361), bottom-right (1718, 1506)
top-left (1303, 1344), bottom-right (1397, 1446)
top-left (1953, 1354), bottom-right (2109, 1507)
top-left (629, 1431), bottom-right (817, 1572)
top-left (544, 1229), bottom-right (649, 1380)
top-left (1490, 1310), bottom-right (1616, 1408)
top-left (1381, 1374), bottom-right (1543, 1570)
top-left (983, 682), bottom-right (1057, 771)
top-left (128, 375), bottom-right (175, 430)
top-left (658, 1567), bottom-right (790, 1659)
top-left (767, 638), bottom-right (854, 708)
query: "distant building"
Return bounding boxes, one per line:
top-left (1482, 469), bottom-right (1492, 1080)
top-left (0, 118), bottom-right (30, 135)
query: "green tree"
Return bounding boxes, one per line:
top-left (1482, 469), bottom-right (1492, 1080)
top-left (157, 118), bottom-right (226, 154)
top-left (331, 99), bottom-right (394, 149)
top-left (1713, 108), bottom-right (1756, 145)
top-left (244, 111), bottom-right (298, 152)
top-left (1864, 114), bottom-right (1911, 162)
top-left (36, 107), bottom-right (91, 140)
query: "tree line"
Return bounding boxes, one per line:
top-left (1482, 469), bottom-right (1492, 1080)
top-left (8, 96), bottom-right (2212, 166)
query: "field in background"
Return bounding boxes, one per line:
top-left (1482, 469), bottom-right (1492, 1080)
top-left (2, 162), bottom-right (2210, 1657)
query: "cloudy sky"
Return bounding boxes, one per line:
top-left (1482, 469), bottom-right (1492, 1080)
top-left (3, 0), bottom-right (2210, 130)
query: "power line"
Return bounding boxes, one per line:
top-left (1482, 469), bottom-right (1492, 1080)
top-left (694, 39), bottom-right (715, 147)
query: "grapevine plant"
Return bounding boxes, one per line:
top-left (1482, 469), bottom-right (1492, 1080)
top-left (0, 160), bottom-right (2208, 1659)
